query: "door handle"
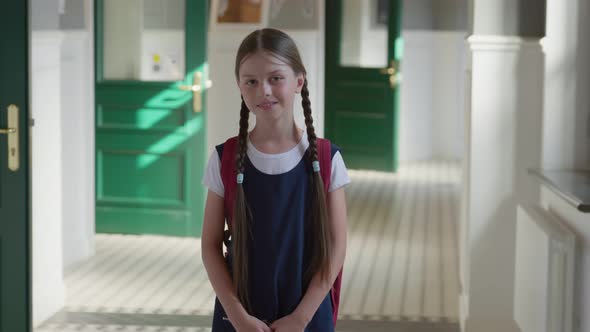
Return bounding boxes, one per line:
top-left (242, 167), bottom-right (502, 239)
top-left (0, 104), bottom-right (19, 171)
top-left (178, 72), bottom-right (212, 113)
top-left (0, 128), bottom-right (16, 134)
top-left (380, 60), bottom-right (400, 89)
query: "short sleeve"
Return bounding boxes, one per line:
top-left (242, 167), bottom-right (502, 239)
top-left (202, 150), bottom-right (225, 198)
top-left (329, 151), bottom-right (351, 192)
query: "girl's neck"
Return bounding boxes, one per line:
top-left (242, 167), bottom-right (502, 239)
top-left (249, 122), bottom-right (304, 154)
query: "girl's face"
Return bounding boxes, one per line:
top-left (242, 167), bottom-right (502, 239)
top-left (237, 50), bottom-right (304, 124)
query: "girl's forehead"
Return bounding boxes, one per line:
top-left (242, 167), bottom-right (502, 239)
top-left (239, 51), bottom-right (292, 75)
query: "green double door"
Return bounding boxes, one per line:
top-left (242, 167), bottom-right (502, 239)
top-left (95, 0), bottom-right (209, 237)
top-left (0, 1), bottom-right (30, 331)
top-left (325, 0), bottom-right (402, 172)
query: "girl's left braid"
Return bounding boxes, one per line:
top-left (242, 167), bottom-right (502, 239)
top-left (301, 78), bottom-right (331, 282)
top-left (233, 95), bottom-right (252, 313)
top-left (301, 79), bottom-right (319, 163)
top-left (236, 96), bottom-right (249, 173)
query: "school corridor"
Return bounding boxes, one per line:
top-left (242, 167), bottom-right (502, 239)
top-left (35, 161), bottom-right (461, 332)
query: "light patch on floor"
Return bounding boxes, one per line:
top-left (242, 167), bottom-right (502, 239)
top-left (340, 161), bottom-right (460, 322)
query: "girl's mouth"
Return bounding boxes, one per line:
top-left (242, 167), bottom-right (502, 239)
top-left (257, 102), bottom-right (278, 110)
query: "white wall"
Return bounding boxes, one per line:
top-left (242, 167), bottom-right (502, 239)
top-left (472, 0), bottom-right (545, 37)
top-left (431, 32), bottom-right (467, 160)
top-left (472, 0), bottom-right (519, 36)
top-left (399, 31), bottom-right (433, 161)
top-left (542, 0), bottom-right (590, 170)
top-left (60, 28), bottom-right (95, 269)
top-left (31, 31), bottom-right (66, 327)
top-left (60, 0), bottom-right (95, 270)
top-left (403, 0), bottom-right (468, 31)
top-left (399, 31), bottom-right (466, 162)
top-left (32, 0), bottom-right (96, 326)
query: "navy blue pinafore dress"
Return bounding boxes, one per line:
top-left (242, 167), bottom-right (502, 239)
top-left (210, 139), bottom-right (339, 332)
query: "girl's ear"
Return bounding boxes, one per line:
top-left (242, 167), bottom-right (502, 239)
top-left (296, 73), bottom-right (305, 93)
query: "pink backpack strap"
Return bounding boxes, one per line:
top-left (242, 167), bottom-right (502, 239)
top-left (316, 138), bottom-right (343, 326)
top-left (220, 136), bottom-right (239, 242)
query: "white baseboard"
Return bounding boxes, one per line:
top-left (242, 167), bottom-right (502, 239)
top-left (459, 292), bottom-right (468, 332)
top-left (33, 280), bottom-right (65, 327)
top-left (464, 317), bottom-right (522, 332)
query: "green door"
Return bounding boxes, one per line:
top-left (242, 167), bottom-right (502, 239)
top-left (95, 0), bottom-right (209, 237)
top-left (0, 1), bottom-right (31, 331)
top-left (325, 0), bottom-right (402, 172)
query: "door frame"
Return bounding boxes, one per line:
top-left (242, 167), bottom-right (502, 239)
top-left (1, 0), bottom-right (31, 331)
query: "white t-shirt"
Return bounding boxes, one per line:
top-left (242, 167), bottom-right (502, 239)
top-left (202, 131), bottom-right (351, 198)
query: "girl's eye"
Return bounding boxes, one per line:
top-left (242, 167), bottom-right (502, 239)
top-left (245, 80), bottom-right (256, 86)
top-left (272, 76), bottom-right (284, 82)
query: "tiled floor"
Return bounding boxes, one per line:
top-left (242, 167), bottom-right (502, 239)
top-left (36, 161), bottom-right (461, 332)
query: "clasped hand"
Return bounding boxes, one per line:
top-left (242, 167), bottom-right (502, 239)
top-left (235, 312), bottom-right (306, 332)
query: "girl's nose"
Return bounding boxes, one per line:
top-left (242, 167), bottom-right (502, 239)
top-left (261, 81), bottom-right (271, 96)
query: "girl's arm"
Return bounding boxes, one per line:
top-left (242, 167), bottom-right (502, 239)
top-left (273, 187), bottom-right (348, 328)
top-left (201, 190), bottom-right (271, 331)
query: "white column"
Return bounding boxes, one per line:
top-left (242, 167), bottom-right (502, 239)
top-left (460, 36), bottom-right (544, 332)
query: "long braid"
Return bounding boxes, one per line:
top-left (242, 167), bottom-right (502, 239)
top-left (302, 80), bottom-right (319, 161)
top-left (233, 95), bottom-right (252, 313)
top-left (236, 96), bottom-right (249, 174)
top-left (301, 79), bottom-right (332, 282)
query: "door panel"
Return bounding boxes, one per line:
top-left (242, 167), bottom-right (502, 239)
top-left (0, 1), bottom-right (30, 331)
top-left (326, 0), bottom-right (402, 172)
top-left (95, 0), bottom-right (208, 237)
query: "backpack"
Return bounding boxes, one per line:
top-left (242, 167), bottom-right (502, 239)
top-left (219, 136), bottom-right (343, 325)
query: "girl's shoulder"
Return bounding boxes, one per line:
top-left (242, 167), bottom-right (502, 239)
top-left (328, 141), bottom-right (342, 159)
top-left (315, 137), bottom-right (342, 160)
top-left (214, 136), bottom-right (239, 160)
